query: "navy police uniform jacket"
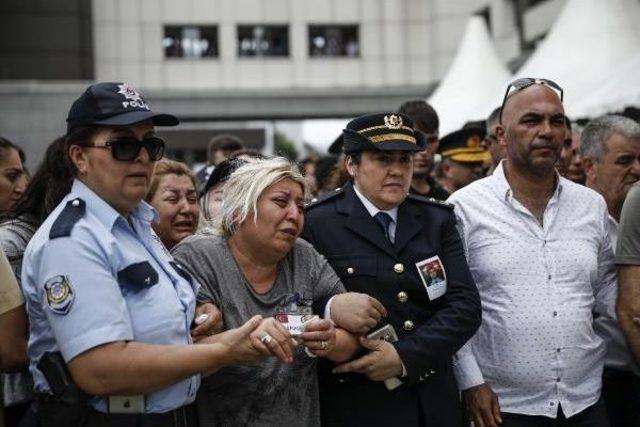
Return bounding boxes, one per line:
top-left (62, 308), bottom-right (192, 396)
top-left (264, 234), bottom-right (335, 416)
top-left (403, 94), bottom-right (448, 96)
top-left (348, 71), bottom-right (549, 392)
top-left (302, 181), bottom-right (481, 427)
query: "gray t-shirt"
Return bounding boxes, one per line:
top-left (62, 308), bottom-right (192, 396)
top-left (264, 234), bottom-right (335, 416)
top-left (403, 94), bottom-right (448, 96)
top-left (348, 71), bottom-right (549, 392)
top-left (617, 183), bottom-right (640, 265)
top-left (172, 233), bottom-right (344, 427)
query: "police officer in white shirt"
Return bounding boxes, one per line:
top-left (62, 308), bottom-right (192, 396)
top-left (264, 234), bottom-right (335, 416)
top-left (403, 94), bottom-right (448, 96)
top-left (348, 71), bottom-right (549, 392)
top-left (450, 78), bottom-right (614, 427)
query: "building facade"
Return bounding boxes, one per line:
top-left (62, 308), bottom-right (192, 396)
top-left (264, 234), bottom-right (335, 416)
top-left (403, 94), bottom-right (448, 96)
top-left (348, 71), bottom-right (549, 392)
top-left (0, 0), bottom-right (566, 166)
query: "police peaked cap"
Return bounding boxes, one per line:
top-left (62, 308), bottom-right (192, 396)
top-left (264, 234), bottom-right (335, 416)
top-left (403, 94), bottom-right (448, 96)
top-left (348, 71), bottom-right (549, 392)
top-left (342, 113), bottom-right (426, 154)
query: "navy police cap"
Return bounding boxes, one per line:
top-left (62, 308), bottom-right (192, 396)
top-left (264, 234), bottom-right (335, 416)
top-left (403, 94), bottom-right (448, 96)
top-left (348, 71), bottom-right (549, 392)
top-left (342, 113), bottom-right (426, 154)
top-left (66, 82), bottom-right (179, 135)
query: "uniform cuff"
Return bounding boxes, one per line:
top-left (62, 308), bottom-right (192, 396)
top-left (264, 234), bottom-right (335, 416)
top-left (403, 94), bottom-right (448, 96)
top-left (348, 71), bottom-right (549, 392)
top-left (61, 323), bottom-right (134, 362)
top-left (453, 354), bottom-right (484, 390)
top-left (324, 295), bottom-right (336, 322)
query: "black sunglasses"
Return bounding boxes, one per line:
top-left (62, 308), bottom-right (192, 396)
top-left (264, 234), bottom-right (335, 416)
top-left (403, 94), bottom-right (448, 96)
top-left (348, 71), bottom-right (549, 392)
top-left (82, 136), bottom-right (165, 161)
top-left (499, 78), bottom-right (563, 124)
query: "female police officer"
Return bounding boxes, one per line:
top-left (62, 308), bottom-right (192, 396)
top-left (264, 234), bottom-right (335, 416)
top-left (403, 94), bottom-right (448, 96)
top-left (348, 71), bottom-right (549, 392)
top-left (302, 113), bottom-right (482, 427)
top-left (21, 83), bottom-right (269, 426)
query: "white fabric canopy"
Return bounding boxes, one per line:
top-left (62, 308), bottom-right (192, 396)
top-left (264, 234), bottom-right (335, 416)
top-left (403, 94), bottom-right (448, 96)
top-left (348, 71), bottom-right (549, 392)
top-left (428, 16), bottom-right (511, 135)
top-left (572, 52), bottom-right (640, 118)
top-left (301, 119), bottom-right (349, 152)
top-left (512, 0), bottom-right (640, 117)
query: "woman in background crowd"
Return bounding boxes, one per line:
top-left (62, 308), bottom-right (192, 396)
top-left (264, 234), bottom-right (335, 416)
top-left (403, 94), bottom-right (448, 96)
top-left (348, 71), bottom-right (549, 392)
top-left (0, 137), bottom-right (71, 426)
top-left (1, 137), bottom-right (75, 426)
top-left (146, 159), bottom-right (199, 250)
top-left (198, 151), bottom-right (267, 229)
top-left (198, 158), bottom-right (248, 230)
top-left (0, 137), bottom-right (27, 213)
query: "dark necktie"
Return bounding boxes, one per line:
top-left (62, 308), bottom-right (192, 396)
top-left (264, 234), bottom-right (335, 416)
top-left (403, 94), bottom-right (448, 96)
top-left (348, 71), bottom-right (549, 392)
top-left (374, 212), bottom-right (393, 243)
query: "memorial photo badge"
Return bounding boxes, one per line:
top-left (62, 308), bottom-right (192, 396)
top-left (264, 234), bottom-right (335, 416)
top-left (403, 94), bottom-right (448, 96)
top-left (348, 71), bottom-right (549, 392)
top-left (44, 275), bottom-right (75, 315)
top-left (415, 255), bottom-right (447, 300)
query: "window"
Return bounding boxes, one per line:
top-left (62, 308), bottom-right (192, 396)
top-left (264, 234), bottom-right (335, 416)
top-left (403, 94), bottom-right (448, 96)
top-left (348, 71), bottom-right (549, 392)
top-left (237, 25), bottom-right (289, 57)
top-left (163, 25), bottom-right (218, 58)
top-left (308, 25), bottom-right (359, 57)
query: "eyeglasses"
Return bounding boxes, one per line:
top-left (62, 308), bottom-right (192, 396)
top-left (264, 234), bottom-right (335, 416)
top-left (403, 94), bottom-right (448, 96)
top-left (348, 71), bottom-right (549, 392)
top-left (82, 136), bottom-right (165, 161)
top-left (499, 78), bottom-right (563, 124)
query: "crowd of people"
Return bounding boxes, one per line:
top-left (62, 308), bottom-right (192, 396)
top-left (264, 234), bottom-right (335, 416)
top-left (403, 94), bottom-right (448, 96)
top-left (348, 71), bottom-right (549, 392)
top-left (0, 76), bottom-right (638, 427)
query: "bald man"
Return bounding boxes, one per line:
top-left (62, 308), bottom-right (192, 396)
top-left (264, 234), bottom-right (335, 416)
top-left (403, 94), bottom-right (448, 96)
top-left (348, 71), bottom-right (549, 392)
top-left (448, 79), bottom-right (614, 427)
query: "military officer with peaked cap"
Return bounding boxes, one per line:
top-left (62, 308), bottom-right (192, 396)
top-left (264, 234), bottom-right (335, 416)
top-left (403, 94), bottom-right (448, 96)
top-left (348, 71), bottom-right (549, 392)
top-left (302, 112), bottom-right (481, 426)
top-left (437, 126), bottom-right (490, 195)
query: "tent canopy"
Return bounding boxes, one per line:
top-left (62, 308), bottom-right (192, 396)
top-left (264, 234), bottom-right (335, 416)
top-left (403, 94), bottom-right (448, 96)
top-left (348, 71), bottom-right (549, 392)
top-left (428, 16), bottom-right (511, 136)
top-left (302, 119), bottom-right (349, 152)
top-left (572, 52), bottom-right (640, 118)
top-left (512, 0), bottom-right (640, 117)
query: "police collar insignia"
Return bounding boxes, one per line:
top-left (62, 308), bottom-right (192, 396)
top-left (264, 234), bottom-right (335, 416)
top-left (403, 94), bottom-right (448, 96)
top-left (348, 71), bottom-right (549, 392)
top-left (44, 275), bottom-right (75, 315)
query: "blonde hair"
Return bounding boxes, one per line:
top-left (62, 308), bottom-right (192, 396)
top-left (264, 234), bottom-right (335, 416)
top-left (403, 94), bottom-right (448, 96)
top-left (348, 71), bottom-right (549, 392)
top-left (217, 157), bottom-right (305, 237)
top-left (146, 159), bottom-right (197, 202)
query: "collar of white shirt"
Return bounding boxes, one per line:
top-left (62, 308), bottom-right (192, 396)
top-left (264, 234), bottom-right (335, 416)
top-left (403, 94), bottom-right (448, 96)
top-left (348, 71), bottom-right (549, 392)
top-left (352, 184), bottom-right (398, 223)
top-left (491, 160), bottom-right (564, 204)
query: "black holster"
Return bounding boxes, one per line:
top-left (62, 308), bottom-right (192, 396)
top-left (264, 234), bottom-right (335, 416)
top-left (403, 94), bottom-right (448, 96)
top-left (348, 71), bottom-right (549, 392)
top-left (35, 352), bottom-right (91, 427)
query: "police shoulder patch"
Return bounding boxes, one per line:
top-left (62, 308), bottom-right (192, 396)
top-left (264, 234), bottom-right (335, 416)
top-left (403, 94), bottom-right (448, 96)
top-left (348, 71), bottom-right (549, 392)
top-left (406, 193), bottom-right (454, 210)
top-left (50, 198), bottom-right (86, 239)
top-left (304, 187), bottom-right (345, 210)
top-left (44, 275), bottom-right (75, 315)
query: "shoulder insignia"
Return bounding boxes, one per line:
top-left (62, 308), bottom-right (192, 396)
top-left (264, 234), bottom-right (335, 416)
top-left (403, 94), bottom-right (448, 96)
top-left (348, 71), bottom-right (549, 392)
top-left (49, 198), bottom-right (86, 239)
top-left (406, 193), bottom-right (454, 210)
top-left (304, 187), bottom-right (345, 210)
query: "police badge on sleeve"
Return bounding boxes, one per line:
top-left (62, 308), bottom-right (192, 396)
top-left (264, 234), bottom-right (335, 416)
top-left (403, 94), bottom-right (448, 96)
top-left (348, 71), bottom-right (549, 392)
top-left (44, 275), bottom-right (75, 315)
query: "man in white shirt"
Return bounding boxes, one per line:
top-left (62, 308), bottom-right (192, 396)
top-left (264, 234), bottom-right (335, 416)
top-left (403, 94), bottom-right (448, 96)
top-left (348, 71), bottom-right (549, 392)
top-left (450, 78), bottom-right (615, 427)
top-left (581, 115), bottom-right (640, 426)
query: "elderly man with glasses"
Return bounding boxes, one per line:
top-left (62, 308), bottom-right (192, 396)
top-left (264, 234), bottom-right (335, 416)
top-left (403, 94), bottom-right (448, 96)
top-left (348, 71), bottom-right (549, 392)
top-left (449, 78), bottom-right (615, 427)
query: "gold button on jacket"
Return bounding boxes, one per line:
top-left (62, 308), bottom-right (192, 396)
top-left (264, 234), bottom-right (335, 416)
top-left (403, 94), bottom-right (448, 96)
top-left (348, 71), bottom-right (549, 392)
top-left (397, 291), bottom-right (408, 303)
top-left (403, 320), bottom-right (414, 331)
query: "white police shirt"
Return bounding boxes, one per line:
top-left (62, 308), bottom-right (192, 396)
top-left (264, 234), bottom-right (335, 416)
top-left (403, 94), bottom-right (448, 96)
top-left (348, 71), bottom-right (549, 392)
top-left (22, 179), bottom-right (200, 413)
top-left (449, 161), bottom-right (615, 418)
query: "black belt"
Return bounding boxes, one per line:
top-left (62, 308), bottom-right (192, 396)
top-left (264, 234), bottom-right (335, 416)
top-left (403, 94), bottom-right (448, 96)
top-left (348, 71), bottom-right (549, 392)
top-left (35, 395), bottom-right (196, 427)
top-left (86, 405), bottom-right (195, 427)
